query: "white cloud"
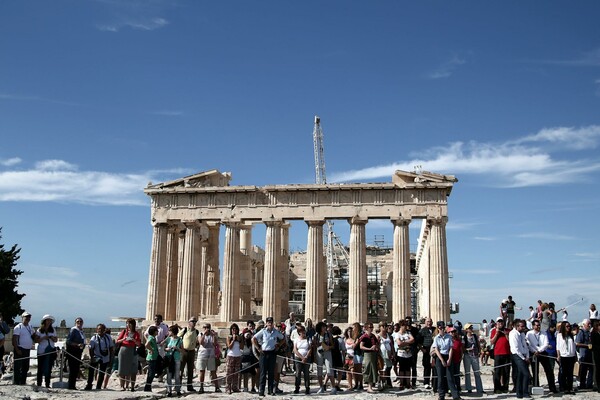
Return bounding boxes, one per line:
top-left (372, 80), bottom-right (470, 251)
top-left (0, 157), bottom-right (22, 167)
top-left (543, 47), bottom-right (600, 67)
top-left (152, 110), bottom-right (184, 116)
top-left (0, 160), bottom-right (188, 205)
top-left (517, 232), bottom-right (577, 241)
top-left (427, 55), bottom-right (466, 79)
top-left (473, 236), bottom-right (496, 241)
top-left (330, 125), bottom-right (600, 188)
top-left (97, 17), bottom-right (168, 32)
top-left (574, 252), bottom-right (600, 260)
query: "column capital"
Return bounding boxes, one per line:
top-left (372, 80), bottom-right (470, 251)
top-left (222, 220), bottom-right (242, 228)
top-left (428, 216), bottom-right (448, 226)
top-left (264, 219), bottom-right (283, 227)
top-left (305, 219), bottom-right (326, 227)
top-left (348, 216), bottom-right (368, 225)
top-left (182, 219), bottom-right (202, 228)
top-left (391, 217), bottom-right (411, 226)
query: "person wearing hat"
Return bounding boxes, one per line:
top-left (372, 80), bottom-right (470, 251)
top-left (431, 321), bottom-right (461, 400)
top-left (35, 314), bottom-right (58, 388)
top-left (178, 317), bottom-right (199, 392)
top-left (462, 323), bottom-right (484, 394)
top-left (12, 311), bottom-right (35, 384)
top-left (490, 317), bottom-right (511, 394)
top-left (252, 316), bottom-right (285, 397)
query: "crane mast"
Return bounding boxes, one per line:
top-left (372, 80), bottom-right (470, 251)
top-left (312, 116), bottom-right (350, 314)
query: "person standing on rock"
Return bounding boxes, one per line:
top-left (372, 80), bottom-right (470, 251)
top-left (178, 316), bottom-right (199, 392)
top-left (34, 314), bottom-right (58, 388)
top-left (86, 323), bottom-right (114, 391)
top-left (116, 318), bottom-right (141, 391)
top-left (12, 311), bottom-right (34, 385)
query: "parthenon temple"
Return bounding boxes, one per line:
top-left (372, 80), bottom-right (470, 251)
top-left (144, 169), bottom-right (457, 325)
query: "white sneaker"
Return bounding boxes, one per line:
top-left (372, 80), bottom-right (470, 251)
top-left (425, 384), bottom-right (432, 390)
top-left (317, 386), bottom-right (325, 394)
top-left (330, 387), bottom-right (337, 395)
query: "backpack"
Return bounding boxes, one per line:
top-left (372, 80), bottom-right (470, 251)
top-left (0, 321), bottom-right (9, 335)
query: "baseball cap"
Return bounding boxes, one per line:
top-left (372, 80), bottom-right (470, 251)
top-left (436, 321), bottom-right (445, 329)
top-left (446, 326), bottom-right (456, 333)
top-left (189, 317), bottom-right (197, 323)
top-left (464, 323), bottom-right (473, 330)
top-left (22, 311), bottom-right (32, 318)
top-left (496, 317), bottom-right (504, 322)
top-left (265, 317), bottom-right (274, 323)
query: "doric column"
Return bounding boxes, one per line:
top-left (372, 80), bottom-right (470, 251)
top-left (239, 224), bottom-right (253, 317)
top-left (163, 224), bottom-right (181, 321)
top-left (348, 217), bottom-right (368, 324)
top-left (146, 222), bottom-right (168, 320)
top-left (175, 229), bottom-right (185, 318)
top-left (205, 223), bottom-right (221, 316)
top-left (305, 220), bottom-right (325, 322)
top-left (177, 221), bottom-right (204, 321)
top-left (392, 217), bottom-right (411, 321)
top-left (280, 223), bottom-right (290, 317)
top-left (262, 220), bottom-right (282, 320)
top-left (429, 217), bottom-right (450, 323)
top-left (221, 222), bottom-right (241, 322)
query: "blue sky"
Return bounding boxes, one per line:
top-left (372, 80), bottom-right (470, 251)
top-left (1, 1), bottom-right (599, 327)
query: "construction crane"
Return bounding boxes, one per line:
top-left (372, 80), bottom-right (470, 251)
top-left (312, 116), bottom-right (351, 315)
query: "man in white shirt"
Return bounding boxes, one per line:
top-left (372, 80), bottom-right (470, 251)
top-left (525, 320), bottom-right (557, 393)
top-left (509, 319), bottom-right (530, 399)
top-left (12, 311), bottom-right (34, 385)
top-left (253, 316), bottom-right (285, 397)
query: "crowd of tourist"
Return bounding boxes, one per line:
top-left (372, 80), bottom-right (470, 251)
top-left (3, 298), bottom-right (600, 399)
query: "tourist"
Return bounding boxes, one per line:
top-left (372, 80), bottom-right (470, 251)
top-left (86, 323), bottom-right (113, 391)
top-left (304, 318), bottom-right (316, 342)
top-left (165, 325), bottom-right (183, 396)
top-left (546, 322), bottom-right (558, 370)
top-left (448, 326), bottom-right (462, 393)
top-left (144, 325), bottom-right (159, 392)
top-left (66, 317), bottom-right (86, 390)
top-left (144, 314), bottom-right (169, 381)
top-left (490, 317), bottom-right (511, 394)
top-left (0, 313), bottom-right (6, 376)
top-left (343, 326), bottom-right (355, 390)
top-left (377, 324), bottom-right (394, 389)
top-left (526, 319), bottom-right (557, 393)
top-left (540, 303), bottom-right (552, 332)
top-left (557, 321), bottom-right (577, 394)
top-left (360, 322), bottom-right (380, 393)
top-left (526, 307), bottom-right (535, 330)
top-left (462, 323), bottom-right (483, 394)
top-left (431, 320), bottom-right (460, 400)
top-left (34, 314), bottom-right (58, 388)
top-left (240, 328), bottom-right (258, 392)
top-left (292, 325), bottom-right (311, 394)
top-left (225, 323), bottom-right (243, 394)
top-left (116, 318), bottom-right (141, 391)
top-left (500, 299), bottom-right (508, 321)
top-left (506, 295), bottom-right (520, 325)
top-left (284, 312), bottom-right (297, 372)
top-left (12, 311), bottom-right (34, 385)
top-left (313, 320), bottom-right (335, 394)
top-left (590, 304), bottom-right (599, 326)
top-left (395, 320), bottom-right (414, 390)
top-left (252, 316), bottom-right (285, 397)
top-left (351, 322), bottom-right (364, 391)
top-left (196, 322), bottom-right (220, 393)
top-left (178, 317), bottom-right (199, 393)
top-left (590, 321), bottom-right (600, 393)
top-left (420, 317), bottom-right (436, 389)
top-left (405, 316), bottom-right (420, 388)
top-left (273, 322), bottom-right (287, 394)
top-left (576, 318), bottom-right (593, 389)
top-left (509, 319), bottom-right (530, 399)
top-left (331, 325), bottom-right (346, 392)
top-left (102, 328), bottom-right (115, 389)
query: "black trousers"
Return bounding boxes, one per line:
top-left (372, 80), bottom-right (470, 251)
top-left (559, 356), bottom-right (576, 392)
top-left (435, 354), bottom-right (459, 400)
top-left (410, 347), bottom-right (418, 386)
top-left (493, 354), bottom-right (511, 391)
top-left (530, 352), bottom-right (556, 391)
top-left (422, 348), bottom-right (433, 385)
top-left (88, 360), bottom-right (109, 389)
top-left (67, 348), bottom-right (83, 389)
top-left (13, 347), bottom-right (31, 385)
top-left (259, 350), bottom-right (277, 395)
top-left (294, 360), bottom-right (310, 390)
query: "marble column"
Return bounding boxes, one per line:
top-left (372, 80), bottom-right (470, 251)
top-left (239, 225), bottom-right (253, 318)
top-left (280, 223), bottom-right (290, 317)
top-left (175, 230), bottom-right (185, 319)
top-left (205, 223), bottom-right (220, 316)
top-left (305, 220), bottom-right (325, 322)
top-left (429, 217), bottom-right (450, 323)
top-left (221, 222), bottom-right (241, 322)
top-left (177, 221), bottom-right (204, 321)
top-left (146, 222), bottom-right (168, 320)
top-left (163, 224), bottom-right (180, 321)
top-left (392, 217), bottom-right (411, 321)
top-left (348, 217), bottom-right (368, 324)
top-left (262, 220), bottom-right (282, 320)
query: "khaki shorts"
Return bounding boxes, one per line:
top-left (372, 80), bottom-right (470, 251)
top-left (196, 357), bottom-right (216, 371)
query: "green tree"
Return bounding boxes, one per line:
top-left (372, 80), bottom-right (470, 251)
top-left (0, 227), bottom-right (25, 325)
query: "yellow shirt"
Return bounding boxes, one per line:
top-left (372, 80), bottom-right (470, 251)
top-left (178, 327), bottom-right (199, 351)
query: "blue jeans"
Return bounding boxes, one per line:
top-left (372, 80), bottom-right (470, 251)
top-left (463, 354), bottom-right (483, 393)
top-left (145, 359), bottom-right (157, 391)
top-left (435, 355), bottom-right (459, 400)
top-left (511, 354), bottom-right (530, 398)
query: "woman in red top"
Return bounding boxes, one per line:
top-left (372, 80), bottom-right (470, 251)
top-left (116, 318), bottom-right (142, 391)
top-left (449, 327), bottom-right (463, 393)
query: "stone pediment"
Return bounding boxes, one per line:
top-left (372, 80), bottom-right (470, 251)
top-left (146, 169), bottom-right (231, 189)
top-left (392, 170), bottom-right (458, 187)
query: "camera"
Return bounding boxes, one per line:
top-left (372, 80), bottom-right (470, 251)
top-left (100, 349), bottom-right (108, 356)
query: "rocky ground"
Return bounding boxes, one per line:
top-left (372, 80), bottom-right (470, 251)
top-left (0, 361), bottom-right (596, 400)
